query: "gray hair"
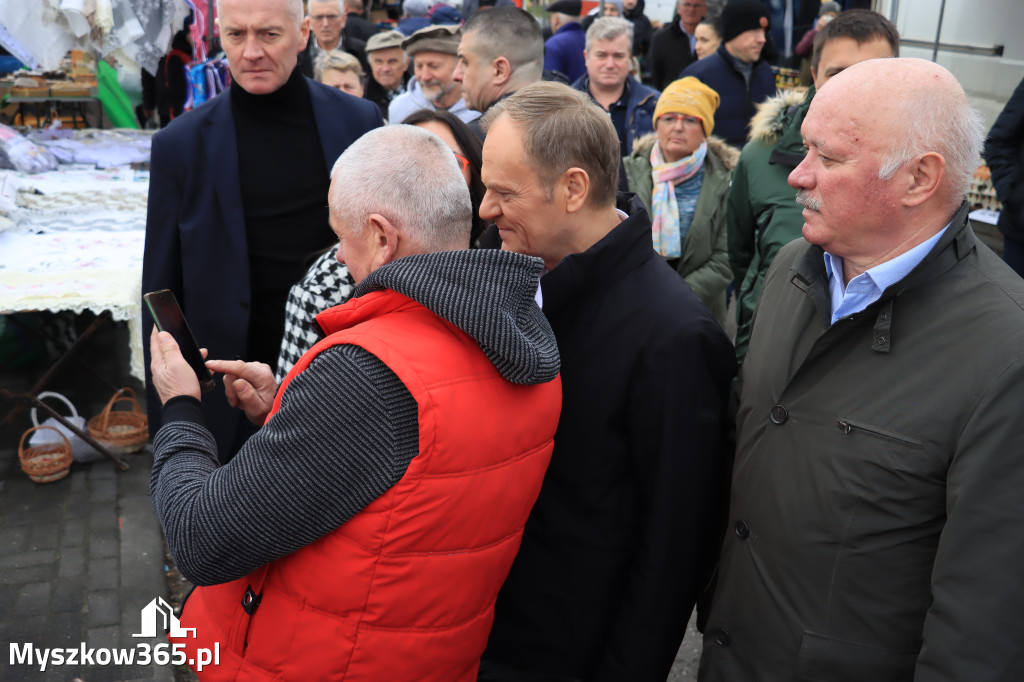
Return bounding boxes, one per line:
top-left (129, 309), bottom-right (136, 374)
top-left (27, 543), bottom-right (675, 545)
top-left (585, 16), bottom-right (634, 53)
top-left (463, 7), bottom-right (544, 84)
top-left (217, 0), bottom-right (305, 27)
top-left (481, 82), bottom-right (620, 208)
top-left (315, 50), bottom-right (365, 81)
top-left (309, 0), bottom-right (345, 13)
top-left (329, 126), bottom-right (472, 251)
top-left (877, 80), bottom-right (984, 206)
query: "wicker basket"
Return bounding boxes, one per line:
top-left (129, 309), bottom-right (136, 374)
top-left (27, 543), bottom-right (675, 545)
top-left (87, 387), bottom-right (149, 456)
top-left (19, 425), bottom-right (73, 483)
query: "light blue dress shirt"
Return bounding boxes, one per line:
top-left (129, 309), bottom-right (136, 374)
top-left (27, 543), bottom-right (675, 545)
top-left (824, 226), bottom-right (948, 325)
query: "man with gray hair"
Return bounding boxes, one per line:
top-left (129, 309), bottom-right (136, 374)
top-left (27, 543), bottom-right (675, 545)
top-left (699, 58), bottom-right (1024, 681)
top-left (147, 124), bottom-right (562, 679)
top-left (364, 29), bottom-right (411, 119)
top-left (299, 0), bottom-right (369, 77)
top-left (142, 0), bottom-right (381, 462)
top-left (478, 81), bottom-right (735, 680)
top-left (453, 6), bottom-right (544, 135)
top-left (388, 24), bottom-right (480, 124)
top-left (573, 16), bottom-right (659, 156)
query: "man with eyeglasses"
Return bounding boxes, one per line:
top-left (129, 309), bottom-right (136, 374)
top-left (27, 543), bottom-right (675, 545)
top-left (648, 0), bottom-right (705, 90)
top-left (299, 0), bottom-right (369, 77)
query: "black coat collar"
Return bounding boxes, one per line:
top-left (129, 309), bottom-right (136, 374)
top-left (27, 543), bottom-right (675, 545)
top-left (541, 193), bottom-right (654, 315)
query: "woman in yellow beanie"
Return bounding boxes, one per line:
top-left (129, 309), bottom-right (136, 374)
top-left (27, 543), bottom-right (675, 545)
top-left (622, 76), bottom-right (737, 323)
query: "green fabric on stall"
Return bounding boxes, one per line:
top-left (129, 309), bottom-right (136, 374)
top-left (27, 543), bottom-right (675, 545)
top-left (96, 61), bottom-right (139, 128)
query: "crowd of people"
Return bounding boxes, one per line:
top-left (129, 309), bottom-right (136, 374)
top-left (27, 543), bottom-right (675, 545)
top-left (141, 0), bottom-right (1024, 680)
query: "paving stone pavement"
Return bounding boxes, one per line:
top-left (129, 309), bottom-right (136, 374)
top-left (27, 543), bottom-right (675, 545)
top-left (1, 316), bottom-right (174, 682)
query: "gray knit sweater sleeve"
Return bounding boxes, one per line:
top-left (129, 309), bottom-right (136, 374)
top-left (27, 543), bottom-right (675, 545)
top-left (150, 344), bottom-right (419, 586)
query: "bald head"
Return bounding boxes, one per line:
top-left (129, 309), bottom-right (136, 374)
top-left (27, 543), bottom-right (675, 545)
top-left (815, 58), bottom-right (982, 207)
top-left (790, 58), bottom-right (983, 276)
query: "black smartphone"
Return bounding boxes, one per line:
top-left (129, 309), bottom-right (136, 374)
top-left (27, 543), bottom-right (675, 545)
top-left (144, 290), bottom-right (216, 393)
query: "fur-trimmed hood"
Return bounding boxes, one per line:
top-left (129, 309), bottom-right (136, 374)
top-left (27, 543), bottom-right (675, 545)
top-left (629, 133), bottom-right (740, 171)
top-left (748, 87), bottom-right (810, 145)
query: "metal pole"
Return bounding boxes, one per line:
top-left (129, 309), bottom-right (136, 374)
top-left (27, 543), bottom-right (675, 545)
top-left (932, 0), bottom-right (947, 62)
top-left (208, 0), bottom-right (215, 52)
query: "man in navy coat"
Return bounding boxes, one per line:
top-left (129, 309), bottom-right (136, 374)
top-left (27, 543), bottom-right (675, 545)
top-left (680, 0), bottom-right (775, 147)
top-left (142, 0), bottom-right (382, 461)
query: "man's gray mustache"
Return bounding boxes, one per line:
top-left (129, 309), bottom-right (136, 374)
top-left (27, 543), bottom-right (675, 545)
top-left (795, 190), bottom-right (820, 211)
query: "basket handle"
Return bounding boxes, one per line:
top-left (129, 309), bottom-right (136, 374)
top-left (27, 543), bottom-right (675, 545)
top-left (30, 391), bottom-right (80, 427)
top-left (95, 387), bottom-right (143, 431)
top-left (20, 424), bottom-right (71, 453)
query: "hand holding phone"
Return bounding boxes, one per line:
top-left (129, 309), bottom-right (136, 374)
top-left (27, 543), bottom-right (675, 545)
top-left (144, 290), bottom-right (216, 393)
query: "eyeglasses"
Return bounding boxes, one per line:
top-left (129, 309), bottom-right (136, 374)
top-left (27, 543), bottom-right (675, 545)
top-left (658, 114), bottom-right (702, 128)
top-left (453, 152), bottom-right (470, 173)
top-left (311, 14), bottom-right (342, 23)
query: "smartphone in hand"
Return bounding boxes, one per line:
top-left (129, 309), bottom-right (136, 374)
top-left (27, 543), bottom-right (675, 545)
top-left (144, 290), bottom-right (216, 393)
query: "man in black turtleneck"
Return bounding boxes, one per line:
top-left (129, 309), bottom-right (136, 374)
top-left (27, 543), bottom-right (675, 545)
top-left (143, 0), bottom-right (382, 463)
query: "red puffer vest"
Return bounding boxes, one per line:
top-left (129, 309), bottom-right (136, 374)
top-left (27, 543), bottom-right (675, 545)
top-left (172, 289), bottom-right (560, 681)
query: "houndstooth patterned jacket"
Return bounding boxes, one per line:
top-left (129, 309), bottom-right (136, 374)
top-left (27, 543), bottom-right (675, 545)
top-left (275, 248), bottom-right (355, 383)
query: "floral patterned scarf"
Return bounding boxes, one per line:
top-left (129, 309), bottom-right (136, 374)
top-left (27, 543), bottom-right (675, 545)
top-left (650, 140), bottom-right (707, 258)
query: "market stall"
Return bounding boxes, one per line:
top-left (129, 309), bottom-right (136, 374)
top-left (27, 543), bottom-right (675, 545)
top-left (0, 127), bottom-right (152, 382)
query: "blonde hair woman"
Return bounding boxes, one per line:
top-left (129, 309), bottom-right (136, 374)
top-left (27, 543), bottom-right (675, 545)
top-left (315, 51), bottom-right (366, 97)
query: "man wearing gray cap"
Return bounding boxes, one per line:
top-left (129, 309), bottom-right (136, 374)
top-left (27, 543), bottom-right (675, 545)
top-left (364, 30), bottom-right (411, 119)
top-left (388, 25), bottom-right (481, 125)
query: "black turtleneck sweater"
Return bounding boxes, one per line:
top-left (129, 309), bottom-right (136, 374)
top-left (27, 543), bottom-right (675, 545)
top-left (231, 67), bottom-right (333, 371)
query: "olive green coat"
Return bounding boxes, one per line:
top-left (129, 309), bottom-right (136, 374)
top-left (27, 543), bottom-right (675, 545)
top-left (622, 134), bottom-right (737, 324)
top-left (701, 206), bottom-right (1024, 682)
top-left (728, 86), bottom-right (813, 363)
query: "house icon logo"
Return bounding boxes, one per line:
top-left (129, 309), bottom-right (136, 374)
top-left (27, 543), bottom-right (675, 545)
top-left (133, 597), bottom-right (196, 639)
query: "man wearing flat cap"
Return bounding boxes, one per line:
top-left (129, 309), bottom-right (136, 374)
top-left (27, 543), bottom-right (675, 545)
top-left (680, 0), bottom-right (776, 147)
top-left (388, 24), bottom-right (481, 124)
top-left (363, 30), bottom-right (411, 119)
top-left (544, 0), bottom-right (587, 83)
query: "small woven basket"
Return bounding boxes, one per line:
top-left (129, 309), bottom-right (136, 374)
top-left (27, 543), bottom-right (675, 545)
top-left (19, 425), bottom-right (73, 483)
top-left (87, 387), bottom-right (148, 456)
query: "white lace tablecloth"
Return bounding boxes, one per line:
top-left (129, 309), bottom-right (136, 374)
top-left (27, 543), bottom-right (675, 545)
top-left (0, 166), bottom-right (149, 380)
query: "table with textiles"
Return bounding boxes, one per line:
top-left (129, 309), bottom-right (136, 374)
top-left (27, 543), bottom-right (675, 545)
top-left (0, 137), bottom-right (151, 381)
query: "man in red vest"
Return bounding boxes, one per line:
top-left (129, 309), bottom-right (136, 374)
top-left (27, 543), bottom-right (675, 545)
top-left (147, 124), bottom-right (562, 681)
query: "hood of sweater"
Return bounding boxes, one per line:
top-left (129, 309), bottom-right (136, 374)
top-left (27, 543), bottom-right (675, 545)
top-left (352, 249), bottom-right (559, 385)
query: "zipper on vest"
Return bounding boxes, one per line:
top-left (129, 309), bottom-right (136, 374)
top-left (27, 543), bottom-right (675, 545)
top-left (836, 419), bottom-right (924, 447)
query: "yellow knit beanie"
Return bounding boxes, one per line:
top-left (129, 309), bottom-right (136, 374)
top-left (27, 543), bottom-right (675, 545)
top-left (653, 77), bottom-right (720, 138)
